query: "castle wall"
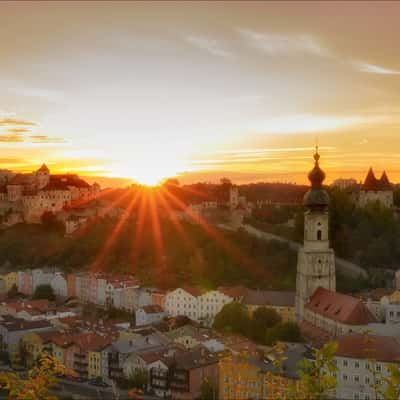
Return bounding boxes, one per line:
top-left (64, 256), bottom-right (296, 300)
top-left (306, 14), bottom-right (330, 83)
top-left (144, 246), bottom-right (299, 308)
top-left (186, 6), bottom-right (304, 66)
top-left (358, 190), bottom-right (393, 208)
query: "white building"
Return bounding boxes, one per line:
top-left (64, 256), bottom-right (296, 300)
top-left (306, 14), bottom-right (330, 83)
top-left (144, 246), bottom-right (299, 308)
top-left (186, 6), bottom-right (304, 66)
top-left (164, 287), bottom-right (201, 321)
top-left (135, 305), bottom-right (166, 326)
top-left (50, 272), bottom-right (68, 298)
top-left (32, 269), bottom-right (55, 292)
top-left (164, 286), bottom-right (247, 324)
top-left (335, 334), bottom-right (400, 400)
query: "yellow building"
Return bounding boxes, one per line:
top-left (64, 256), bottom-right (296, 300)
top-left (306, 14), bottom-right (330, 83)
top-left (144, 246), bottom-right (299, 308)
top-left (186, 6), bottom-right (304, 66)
top-left (20, 331), bottom-right (53, 368)
top-left (4, 271), bottom-right (18, 292)
top-left (219, 343), bottom-right (309, 400)
top-left (242, 290), bottom-right (295, 322)
top-left (88, 350), bottom-right (102, 379)
top-left (219, 352), bottom-right (264, 400)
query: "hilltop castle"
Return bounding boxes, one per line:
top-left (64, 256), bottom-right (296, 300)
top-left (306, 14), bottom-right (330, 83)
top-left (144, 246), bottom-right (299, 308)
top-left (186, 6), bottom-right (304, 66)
top-left (0, 164), bottom-right (100, 225)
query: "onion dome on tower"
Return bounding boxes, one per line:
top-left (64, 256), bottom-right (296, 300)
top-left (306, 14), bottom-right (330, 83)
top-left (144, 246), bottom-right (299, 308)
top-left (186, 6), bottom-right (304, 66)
top-left (303, 147), bottom-right (329, 209)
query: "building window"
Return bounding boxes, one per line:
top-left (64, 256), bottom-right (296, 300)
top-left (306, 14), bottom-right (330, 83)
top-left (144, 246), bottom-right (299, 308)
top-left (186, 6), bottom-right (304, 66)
top-left (317, 230), bottom-right (322, 240)
top-left (343, 360), bottom-right (348, 367)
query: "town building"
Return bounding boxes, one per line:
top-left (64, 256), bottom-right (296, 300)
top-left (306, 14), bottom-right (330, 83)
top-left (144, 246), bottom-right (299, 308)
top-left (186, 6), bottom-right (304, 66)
top-left (302, 287), bottom-right (377, 338)
top-left (50, 272), bottom-right (68, 298)
top-left (335, 334), bottom-right (400, 400)
top-left (135, 305), bottom-right (166, 326)
top-left (149, 346), bottom-right (219, 400)
top-left (243, 289), bottom-right (295, 322)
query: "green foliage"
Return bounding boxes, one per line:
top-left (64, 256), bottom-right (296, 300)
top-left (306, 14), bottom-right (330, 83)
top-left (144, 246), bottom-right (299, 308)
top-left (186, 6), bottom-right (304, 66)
top-left (249, 307), bottom-right (281, 344)
top-left (7, 283), bottom-right (19, 299)
top-left (199, 378), bottom-right (218, 400)
top-left (128, 368), bottom-right (148, 390)
top-left (265, 322), bottom-right (302, 346)
top-left (0, 216), bottom-right (297, 290)
top-left (41, 211), bottom-right (65, 234)
top-left (33, 284), bottom-right (55, 301)
top-left (213, 302), bottom-right (250, 335)
top-left (384, 363), bottom-right (400, 400)
top-left (296, 342), bottom-right (338, 400)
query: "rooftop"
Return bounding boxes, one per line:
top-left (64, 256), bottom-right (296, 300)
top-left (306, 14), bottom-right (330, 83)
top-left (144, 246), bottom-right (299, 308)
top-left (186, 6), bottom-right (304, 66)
top-left (336, 334), bottom-right (400, 363)
top-left (305, 287), bottom-right (377, 326)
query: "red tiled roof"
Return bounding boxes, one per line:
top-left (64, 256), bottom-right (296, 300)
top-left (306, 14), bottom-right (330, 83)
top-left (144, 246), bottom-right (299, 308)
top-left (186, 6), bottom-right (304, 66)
top-left (336, 334), bottom-right (400, 363)
top-left (141, 305), bottom-right (164, 314)
top-left (305, 287), bottom-right (377, 325)
top-left (71, 332), bottom-right (114, 351)
top-left (217, 286), bottom-right (249, 299)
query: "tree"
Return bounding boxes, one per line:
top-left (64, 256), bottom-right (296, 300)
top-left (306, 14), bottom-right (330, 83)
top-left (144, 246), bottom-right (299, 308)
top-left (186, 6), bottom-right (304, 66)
top-left (128, 368), bottom-right (148, 391)
top-left (213, 302), bottom-right (250, 335)
top-left (296, 342), bottom-right (338, 400)
top-left (265, 322), bottom-right (302, 346)
top-left (199, 377), bottom-right (218, 400)
top-left (41, 211), bottom-right (65, 233)
top-left (249, 307), bottom-right (281, 344)
top-left (0, 354), bottom-right (64, 400)
top-left (7, 283), bottom-right (19, 299)
top-left (33, 284), bottom-right (55, 301)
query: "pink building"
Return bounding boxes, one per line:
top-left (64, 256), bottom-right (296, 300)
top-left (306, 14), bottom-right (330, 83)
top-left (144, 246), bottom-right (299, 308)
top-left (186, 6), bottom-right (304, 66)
top-left (18, 271), bottom-right (33, 296)
top-left (151, 290), bottom-right (166, 309)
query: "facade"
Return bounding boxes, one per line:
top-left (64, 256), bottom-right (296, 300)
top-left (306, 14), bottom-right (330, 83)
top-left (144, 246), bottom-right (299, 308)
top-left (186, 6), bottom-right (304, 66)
top-left (135, 305), bottom-right (166, 326)
top-left (295, 150), bottom-right (336, 322)
top-left (335, 334), bottom-right (400, 400)
top-left (358, 168), bottom-right (393, 208)
top-left (149, 347), bottom-right (219, 400)
top-left (165, 286), bottom-right (247, 324)
top-left (219, 343), bottom-right (310, 400)
top-left (50, 272), bottom-right (68, 298)
top-left (165, 287), bottom-right (202, 321)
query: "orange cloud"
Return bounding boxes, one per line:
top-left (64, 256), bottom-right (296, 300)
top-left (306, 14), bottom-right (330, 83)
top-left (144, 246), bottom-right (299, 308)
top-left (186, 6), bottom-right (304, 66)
top-left (0, 134), bottom-right (24, 143)
top-left (29, 135), bottom-right (65, 143)
top-left (0, 118), bottom-right (36, 126)
top-left (7, 128), bottom-right (30, 134)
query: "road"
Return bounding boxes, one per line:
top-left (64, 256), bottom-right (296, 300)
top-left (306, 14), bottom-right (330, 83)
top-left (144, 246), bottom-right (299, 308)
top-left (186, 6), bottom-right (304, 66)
top-left (219, 223), bottom-right (368, 279)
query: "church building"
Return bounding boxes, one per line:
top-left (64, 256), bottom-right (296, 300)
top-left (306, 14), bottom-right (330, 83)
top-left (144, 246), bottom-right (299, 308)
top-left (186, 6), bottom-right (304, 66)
top-left (295, 150), bottom-right (375, 340)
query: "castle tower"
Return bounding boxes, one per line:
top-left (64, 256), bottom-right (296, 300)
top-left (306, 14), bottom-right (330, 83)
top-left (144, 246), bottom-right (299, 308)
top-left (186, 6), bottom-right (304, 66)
top-left (295, 148), bottom-right (336, 322)
top-left (36, 163), bottom-right (50, 189)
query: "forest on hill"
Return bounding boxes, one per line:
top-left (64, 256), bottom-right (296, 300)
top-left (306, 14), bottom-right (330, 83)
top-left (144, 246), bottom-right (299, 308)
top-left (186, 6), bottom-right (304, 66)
top-left (249, 186), bottom-right (400, 281)
top-left (0, 216), bottom-right (297, 290)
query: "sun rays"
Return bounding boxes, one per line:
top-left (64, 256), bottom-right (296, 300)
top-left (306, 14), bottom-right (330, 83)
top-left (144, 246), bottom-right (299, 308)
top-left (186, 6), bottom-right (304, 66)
top-left (84, 182), bottom-right (265, 286)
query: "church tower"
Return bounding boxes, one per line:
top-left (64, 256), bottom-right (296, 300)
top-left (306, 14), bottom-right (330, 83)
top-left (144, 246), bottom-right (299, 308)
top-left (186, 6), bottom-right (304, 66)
top-left (295, 148), bottom-right (336, 322)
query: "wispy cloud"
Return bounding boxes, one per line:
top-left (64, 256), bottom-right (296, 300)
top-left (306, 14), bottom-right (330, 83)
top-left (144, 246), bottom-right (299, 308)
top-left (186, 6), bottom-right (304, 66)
top-left (7, 128), bottom-right (30, 134)
top-left (237, 29), bottom-right (330, 57)
top-left (30, 135), bottom-right (65, 144)
top-left (184, 35), bottom-right (232, 58)
top-left (352, 61), bottom-right (400, 75)
top-left (0, 134), bottom-right (24, 143)
top-left (0, 118), bottom-right (36, 126)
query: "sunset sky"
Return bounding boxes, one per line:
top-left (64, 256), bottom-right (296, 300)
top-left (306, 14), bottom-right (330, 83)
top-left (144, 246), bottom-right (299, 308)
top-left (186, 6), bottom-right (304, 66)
top-left (1, 1), bottom-right (400, 186)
